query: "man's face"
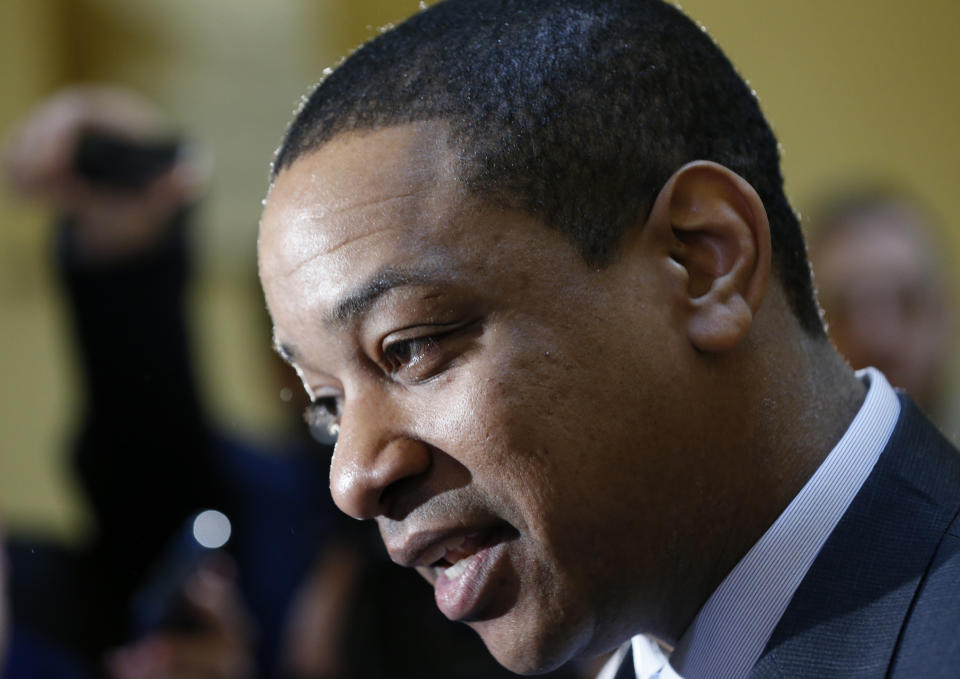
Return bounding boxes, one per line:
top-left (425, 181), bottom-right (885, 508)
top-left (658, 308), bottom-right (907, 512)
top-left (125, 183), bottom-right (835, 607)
top-left (259, 124), bottom-right (709, 672)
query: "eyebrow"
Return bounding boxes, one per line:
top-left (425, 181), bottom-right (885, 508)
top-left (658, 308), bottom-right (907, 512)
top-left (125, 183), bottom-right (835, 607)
top-left (273, 265), bottom-right (453, 365)
top-left (331, 263), bottom-right (465, 330)
top-left (326, 268), bottom-right (419, 327)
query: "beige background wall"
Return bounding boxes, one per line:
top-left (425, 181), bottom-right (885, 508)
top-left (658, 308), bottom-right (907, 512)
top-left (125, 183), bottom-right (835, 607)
top-left (1, 0), bottom-right (958, 539)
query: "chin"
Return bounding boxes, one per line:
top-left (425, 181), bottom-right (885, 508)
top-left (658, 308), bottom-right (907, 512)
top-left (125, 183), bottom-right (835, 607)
top-left (470, 608), bottom-right (590, 676)
top-left (483, 643), bottom-right (570, 676)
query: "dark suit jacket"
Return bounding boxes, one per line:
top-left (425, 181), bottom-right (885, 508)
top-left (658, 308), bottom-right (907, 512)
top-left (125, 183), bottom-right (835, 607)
top-left (750, 394), bottom-right (960, 678)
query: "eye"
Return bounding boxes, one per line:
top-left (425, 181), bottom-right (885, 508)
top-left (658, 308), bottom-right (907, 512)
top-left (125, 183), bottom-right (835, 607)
top-left (303, 395), bottom-right (342, 445)
top-left (382, 335), bottom-right (441, 375)
top-left (379, 318), bottom-right (482, 382)
top-left (378, 316), bottom-right (483, 383)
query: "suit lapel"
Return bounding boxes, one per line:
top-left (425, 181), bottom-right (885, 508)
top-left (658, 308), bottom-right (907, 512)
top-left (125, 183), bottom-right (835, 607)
top-left (750, 396), bottom-right (960, 679)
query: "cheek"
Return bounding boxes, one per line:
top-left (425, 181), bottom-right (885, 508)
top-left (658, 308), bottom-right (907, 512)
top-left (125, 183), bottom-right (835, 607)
top-left (410, 345), bottom-right (563, 527)
top-left (464, 353), bottom-right (599, 536)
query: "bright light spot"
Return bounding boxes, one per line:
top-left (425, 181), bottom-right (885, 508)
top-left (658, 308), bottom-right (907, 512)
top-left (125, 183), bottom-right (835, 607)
top-left (192, 510), bottom-right (231, 549)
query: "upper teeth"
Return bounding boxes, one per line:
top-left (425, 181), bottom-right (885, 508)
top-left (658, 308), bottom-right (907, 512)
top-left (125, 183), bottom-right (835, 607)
top-left (421, 535), bottom-right (468, 566)
top-left (444, 552), bottom-right (478, 580)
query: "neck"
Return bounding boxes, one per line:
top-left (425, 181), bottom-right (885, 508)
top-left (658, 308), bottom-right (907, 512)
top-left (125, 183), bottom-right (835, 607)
top-left (657, 312), bottom-right (866, 644)
top-left (741, 334), bottom-right (867, 548)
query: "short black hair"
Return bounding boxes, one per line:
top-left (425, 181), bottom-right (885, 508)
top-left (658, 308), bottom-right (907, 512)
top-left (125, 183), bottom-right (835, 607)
top-left (275, 0), bottom-right (824, 335)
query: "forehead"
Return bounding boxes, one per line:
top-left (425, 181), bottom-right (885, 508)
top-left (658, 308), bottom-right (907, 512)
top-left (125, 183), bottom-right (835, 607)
top-left (261, 124), bottom-right (461, 270)
top-left (259, 124), bottom-right (474, 311)
top-left (257, 123), bottom-right (591, 364)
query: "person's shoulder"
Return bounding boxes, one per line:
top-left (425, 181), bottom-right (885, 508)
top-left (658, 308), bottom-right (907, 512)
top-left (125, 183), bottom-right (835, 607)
top-left (888, 513), bottom-right (960, 677)
top-left (857, 395), bottom-right (960, 677)
top-left (891, 394), bottom-right (960, 493)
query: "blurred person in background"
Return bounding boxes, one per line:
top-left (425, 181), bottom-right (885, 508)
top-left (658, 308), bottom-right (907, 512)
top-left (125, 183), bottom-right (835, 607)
top-left (2, 85), bottom-right (587, 679)
top-left (2, 85), bottom-right (351, 678)
top-left (808, 187), bottom-right (958, 444)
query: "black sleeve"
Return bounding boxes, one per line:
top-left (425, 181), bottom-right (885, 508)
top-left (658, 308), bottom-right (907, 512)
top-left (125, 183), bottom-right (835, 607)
top-left (57, 210), bottom-right (226, 587)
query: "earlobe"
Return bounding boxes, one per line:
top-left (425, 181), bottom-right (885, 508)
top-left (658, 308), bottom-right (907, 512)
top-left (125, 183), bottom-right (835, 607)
top-left (648, 160), bottom-right (772, 353)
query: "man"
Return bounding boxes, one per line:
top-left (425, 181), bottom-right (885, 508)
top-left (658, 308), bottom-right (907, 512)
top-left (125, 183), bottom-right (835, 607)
top-left (808, 188), bottom-right (957, 443)
top-left (257, 0), bottom-right (960, 677)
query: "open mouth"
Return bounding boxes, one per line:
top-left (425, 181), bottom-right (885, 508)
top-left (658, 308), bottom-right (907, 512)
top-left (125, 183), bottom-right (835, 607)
top-left (414, 523), bottom-right (517, 592)
top-left (425, 523), bottom-right (521, 622)
top-left (428, 531), bottom-right (497, 580)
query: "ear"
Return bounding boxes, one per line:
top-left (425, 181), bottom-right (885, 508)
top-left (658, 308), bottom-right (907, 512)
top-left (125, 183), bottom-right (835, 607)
top-left (646, 161), bottom-right (772, 353)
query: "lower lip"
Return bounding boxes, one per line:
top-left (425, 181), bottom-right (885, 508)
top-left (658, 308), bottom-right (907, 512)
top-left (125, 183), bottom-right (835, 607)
top-left (433, 541), bottom-right (506, 621)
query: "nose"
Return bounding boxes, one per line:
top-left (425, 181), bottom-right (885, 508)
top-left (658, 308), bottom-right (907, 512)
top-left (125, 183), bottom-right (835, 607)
top-left (329, 393), bottom-right (431, 520)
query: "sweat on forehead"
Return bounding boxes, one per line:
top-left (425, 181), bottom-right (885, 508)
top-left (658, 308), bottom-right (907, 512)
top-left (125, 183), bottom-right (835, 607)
top-left (260, 124), bottom-right (466, 277)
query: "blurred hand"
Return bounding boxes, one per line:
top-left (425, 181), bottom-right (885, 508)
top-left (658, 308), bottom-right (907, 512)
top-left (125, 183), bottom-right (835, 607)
top-left (106, 558), bottom-right (256, 679)
top-left (278, 544), bottom-right (361, 679)
top-left (1, 85), bottom-right (208, 261)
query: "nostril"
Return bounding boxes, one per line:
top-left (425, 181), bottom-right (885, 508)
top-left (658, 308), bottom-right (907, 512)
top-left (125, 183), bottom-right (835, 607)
top-left (379, 456), bottom-right (434, 521)
top-left (331, 435), bottom-right (433, 521)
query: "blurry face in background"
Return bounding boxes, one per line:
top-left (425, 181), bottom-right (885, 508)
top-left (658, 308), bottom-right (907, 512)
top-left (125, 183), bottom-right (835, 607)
top-left (258, 124), bottom-right (719, 673)
top-left (812, 206), bottom-right (952, 408)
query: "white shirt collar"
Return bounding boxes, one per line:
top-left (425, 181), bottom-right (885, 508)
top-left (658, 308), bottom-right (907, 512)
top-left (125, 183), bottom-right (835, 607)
top-left (616, 367), bottom-right (900, 679)
top-left (595, 637), bottom-right (682, 679)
